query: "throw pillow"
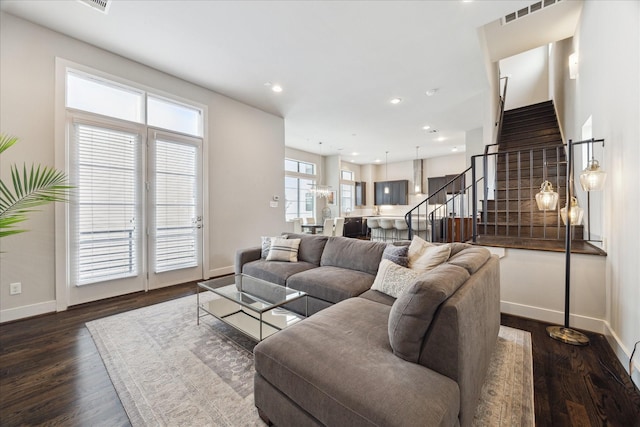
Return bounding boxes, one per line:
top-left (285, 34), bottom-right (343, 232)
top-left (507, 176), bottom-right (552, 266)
top-left (382, 244), bottom-right (409, 267)
top-left (261, 235), bottom-right (288, 258)
top-left (371, 259), bottom-right (420, 298)
top-left (407, 236), bottom-right (450, 272)
top-left (266, 238), bottom-right (301, 262)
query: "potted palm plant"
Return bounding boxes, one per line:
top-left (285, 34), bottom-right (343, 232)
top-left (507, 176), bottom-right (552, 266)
top-left (0, 134), bottom-right (71, 238)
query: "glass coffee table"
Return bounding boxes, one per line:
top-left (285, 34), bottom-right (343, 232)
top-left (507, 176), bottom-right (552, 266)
top-left (197, 274), bottom-right (308, 341)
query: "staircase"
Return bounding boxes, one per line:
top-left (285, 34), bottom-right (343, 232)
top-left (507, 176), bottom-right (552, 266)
top-left (476, 100), bottom-right (585, 248)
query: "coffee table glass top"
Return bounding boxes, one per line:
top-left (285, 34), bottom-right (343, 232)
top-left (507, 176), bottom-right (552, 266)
top-left (199, 274), bottom-right (306, 313)
top-left (197, 274), bottom-right (307, 341)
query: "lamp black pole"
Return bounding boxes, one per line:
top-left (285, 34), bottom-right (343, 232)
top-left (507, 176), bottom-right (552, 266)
top-left (546, 139), bottom-right (590, 345)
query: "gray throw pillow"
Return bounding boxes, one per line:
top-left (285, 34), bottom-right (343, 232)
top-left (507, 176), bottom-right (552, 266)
top-left (388, 263), bottom-right (470, 363)
top-left (382, 244), bottom-right (409, 267)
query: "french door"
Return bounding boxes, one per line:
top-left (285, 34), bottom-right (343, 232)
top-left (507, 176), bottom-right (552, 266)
top-left (147, 130), bottom-right (203, 289)
top-left (67, 120), bottom-right (203, 306)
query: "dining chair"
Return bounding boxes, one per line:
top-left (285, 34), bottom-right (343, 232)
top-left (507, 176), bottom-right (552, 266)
top-left (305, 217), bottom-right (316, 225)
top-left (322, 218), bottom-right (334, 236)
top-left (292, 218), bottom-right (302, 234)
top-left (333, 217), bottom-right (345, 237)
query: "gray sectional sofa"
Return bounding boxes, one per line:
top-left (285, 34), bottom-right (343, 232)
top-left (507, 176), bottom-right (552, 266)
top-left (235, 233), bottom-right (500, 427)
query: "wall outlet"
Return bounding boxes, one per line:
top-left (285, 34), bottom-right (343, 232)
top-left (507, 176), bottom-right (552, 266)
top-left (9, 282), bottom-right (22, 295)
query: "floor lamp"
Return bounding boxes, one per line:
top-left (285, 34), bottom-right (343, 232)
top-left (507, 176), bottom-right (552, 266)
top-left (543, 138), bottom-right (606, 346)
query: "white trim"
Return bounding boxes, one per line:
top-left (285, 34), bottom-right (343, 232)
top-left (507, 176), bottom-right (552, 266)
top-left (0, 300), bottom-right (57, 323)
top-left (207, 266), bottom-right (234, 279)
top-left (603, 322), bottom-right (640, 389)
top-left (500, 300), bottom-right (605, 333)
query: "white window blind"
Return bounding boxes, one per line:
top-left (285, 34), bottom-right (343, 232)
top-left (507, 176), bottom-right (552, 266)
top-left (72, 123), bottom-right (141, 285)
top-left (154, 139), bottom-right (198, 273)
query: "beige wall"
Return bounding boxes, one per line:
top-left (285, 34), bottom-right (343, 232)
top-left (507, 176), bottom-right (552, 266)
top-left (0, 13), bottom-right (285, 320)
top-left (570, 0), bottom-right (640, 387)
top-left (500, 45), bottom-right (550, 110)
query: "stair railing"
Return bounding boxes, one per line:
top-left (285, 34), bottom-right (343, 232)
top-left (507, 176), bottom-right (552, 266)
top-left (495, 76), bottom-right (509, 145)
top-left (405, 143), bottom-right (575, 244)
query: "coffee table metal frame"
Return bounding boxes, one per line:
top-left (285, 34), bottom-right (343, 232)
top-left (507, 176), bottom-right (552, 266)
top-left (197, 274), bottom-right (307, 341)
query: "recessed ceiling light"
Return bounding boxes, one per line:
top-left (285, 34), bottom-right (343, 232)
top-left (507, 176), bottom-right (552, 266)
top-left (452, 146), bottom-right (459, 152)
top-left (422, 125), bottom-right (431, 130)
top-left (271, 84), bottom-right (283, 93)
top-left (375, 159), bottom-right (381, 163)
top-left (390, 97), bottom-right (402, 105)
top-left (425, 88), bottom-right (439, 97)
top-left (351, 152), bottom-right (358, 156)
top-left (437, 137), bottom-right (446, 142)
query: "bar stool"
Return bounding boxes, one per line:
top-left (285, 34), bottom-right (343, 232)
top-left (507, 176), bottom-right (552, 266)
top-left (394, 219), bottom-right (409, 241)
top-left (367, 218), bottom-right (380, 241)
top-left (411, 218), bottom-right (429, 241)
top-left (379, 218), bottom-right (395, 242)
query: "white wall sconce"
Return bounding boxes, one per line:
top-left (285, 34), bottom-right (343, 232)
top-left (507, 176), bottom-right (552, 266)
top-left (569, 52), bottom-right (579, 79)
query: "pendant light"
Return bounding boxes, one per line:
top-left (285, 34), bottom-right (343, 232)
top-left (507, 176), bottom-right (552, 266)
top-left (384, 151), bottom-right (390, 194)
top-left (579, 158), bottom-right (606, 191)
top-left (535, 180), bottom-right (559, 211)
top-left (414, 146), bottom-right (423, 194)
top-left (560, 196), bottom-right (584, 225)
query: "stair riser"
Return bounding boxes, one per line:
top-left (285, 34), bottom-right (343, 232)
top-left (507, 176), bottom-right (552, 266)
top-left (496, 177), bottom-right (567, 190)
top-left (495, 188), bottom-right (567, 199)
top-left (476, 224), bottom-right (584, 239)
top-left (481, 212), bottom-right (565, 226)
top-left (499, 134), bottom-right (563, 149)
top-left (496, 165), bottom-right (567, 179)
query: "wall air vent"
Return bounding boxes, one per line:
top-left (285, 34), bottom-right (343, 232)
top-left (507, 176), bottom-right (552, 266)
top-left (77, 0), bottom-right (111, 14)
top-left (502, 0), bottom-right (561, 25)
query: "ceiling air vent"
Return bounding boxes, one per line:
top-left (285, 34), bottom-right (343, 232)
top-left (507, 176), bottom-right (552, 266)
top-left (502, 0), bottom-right (562, 25)
top-left (77, 0), bottom-right (111, 14)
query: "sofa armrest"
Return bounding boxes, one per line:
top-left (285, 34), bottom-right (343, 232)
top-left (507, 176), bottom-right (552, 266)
top-left (235, 246), bottom-right (262, 274)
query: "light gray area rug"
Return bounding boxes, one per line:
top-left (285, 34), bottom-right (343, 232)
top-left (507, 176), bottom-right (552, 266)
top-left (87, 294), bottom-right (534, 427)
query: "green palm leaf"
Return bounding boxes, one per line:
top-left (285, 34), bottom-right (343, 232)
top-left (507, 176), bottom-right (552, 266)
top-left (0, 134), bottom-right (72, 238)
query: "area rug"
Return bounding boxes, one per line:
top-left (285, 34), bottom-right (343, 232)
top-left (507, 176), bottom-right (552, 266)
top-left (87, 294), bottom-right (534, 426)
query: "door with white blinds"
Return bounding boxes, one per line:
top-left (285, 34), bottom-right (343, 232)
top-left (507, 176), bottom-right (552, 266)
top-left (69, 120), bottom-right (145, 304)
top-left (147, 131), bottom-right (203, 289)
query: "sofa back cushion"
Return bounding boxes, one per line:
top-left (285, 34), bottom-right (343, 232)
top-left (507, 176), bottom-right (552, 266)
top-left (320, 237), bottom-right (387, 275)
top-left (285, 233), bottom-right (329, 266)
top-left (387, 263), bottom-right (470, 363)
top-left (447, 246), bottom-right (491, 275)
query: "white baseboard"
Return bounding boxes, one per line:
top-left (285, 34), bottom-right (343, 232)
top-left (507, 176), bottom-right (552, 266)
top-left (207, 265), bottom-right (234, 279)
top-left (602, 322), bottom-right (640, 389)
top-left (0, 300), bottom-right (57, 323)
top-left (500, 300), bottom-right (605, 333)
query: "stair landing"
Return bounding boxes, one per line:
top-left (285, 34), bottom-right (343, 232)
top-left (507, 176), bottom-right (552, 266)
top-left (472, 235), bottom-right (606, 255)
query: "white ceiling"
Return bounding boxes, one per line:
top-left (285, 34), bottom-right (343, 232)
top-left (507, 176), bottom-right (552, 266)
top-left (1, 0), bottom-right (579, 164)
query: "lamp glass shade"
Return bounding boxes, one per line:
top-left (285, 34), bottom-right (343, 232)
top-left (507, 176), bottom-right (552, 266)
top-left (535, 181), bottom-right (559, 210)
top-left (560, 197), bottom-right (584, 225)
top-left (579, 159), bottom-right (606, 191)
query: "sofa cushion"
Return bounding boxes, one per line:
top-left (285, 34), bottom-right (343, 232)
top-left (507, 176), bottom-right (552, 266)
top-left (320, 237), bottom-right (387, 275)
top-left (285, 233), bottom-right (328, 266)
top-left (382, 244), bottom-right (409, 267)
top-left (447, 246), bottom-right (491, 275)
top-left (242, 259), bottom-right (317, 286)
top-left (287, 266), bottom-right (376, 304)
top-left (254, 298), bottom-right (460, 427)
top-left (388, 263), bottom-right (470, 363)
top-left (358, 289), bottom-right (396, 306)
top-left (371, 259), bottom-right (420, 298)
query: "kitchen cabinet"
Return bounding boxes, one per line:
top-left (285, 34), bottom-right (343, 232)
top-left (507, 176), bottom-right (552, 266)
top-left (355, 182), bottom-right (366, 206)
top-left (374, 180), bottom-right (408, 205)
top-left (343, 217), bottom-right (367, 238)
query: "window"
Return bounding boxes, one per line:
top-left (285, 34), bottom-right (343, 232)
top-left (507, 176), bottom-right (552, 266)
top-left (340, 170), bottom-right (355, 213)
top-left (64, 66), bottom-right (204, 289)
top-left (285, 159), bottom-right (316, 220)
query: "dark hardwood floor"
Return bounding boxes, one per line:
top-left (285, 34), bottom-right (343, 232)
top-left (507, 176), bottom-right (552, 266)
top-left (1, 283), bottom-right (639, 426)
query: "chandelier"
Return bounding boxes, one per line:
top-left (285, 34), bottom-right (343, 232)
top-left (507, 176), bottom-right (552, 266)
top-left (308, 184), bottom-right (332, 199)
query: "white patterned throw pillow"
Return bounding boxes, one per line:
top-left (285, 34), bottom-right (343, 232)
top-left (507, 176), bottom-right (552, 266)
top-left (266, 238), bottom-right (301, 262)
top-left (371, 259), bottom-right (420, 298)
